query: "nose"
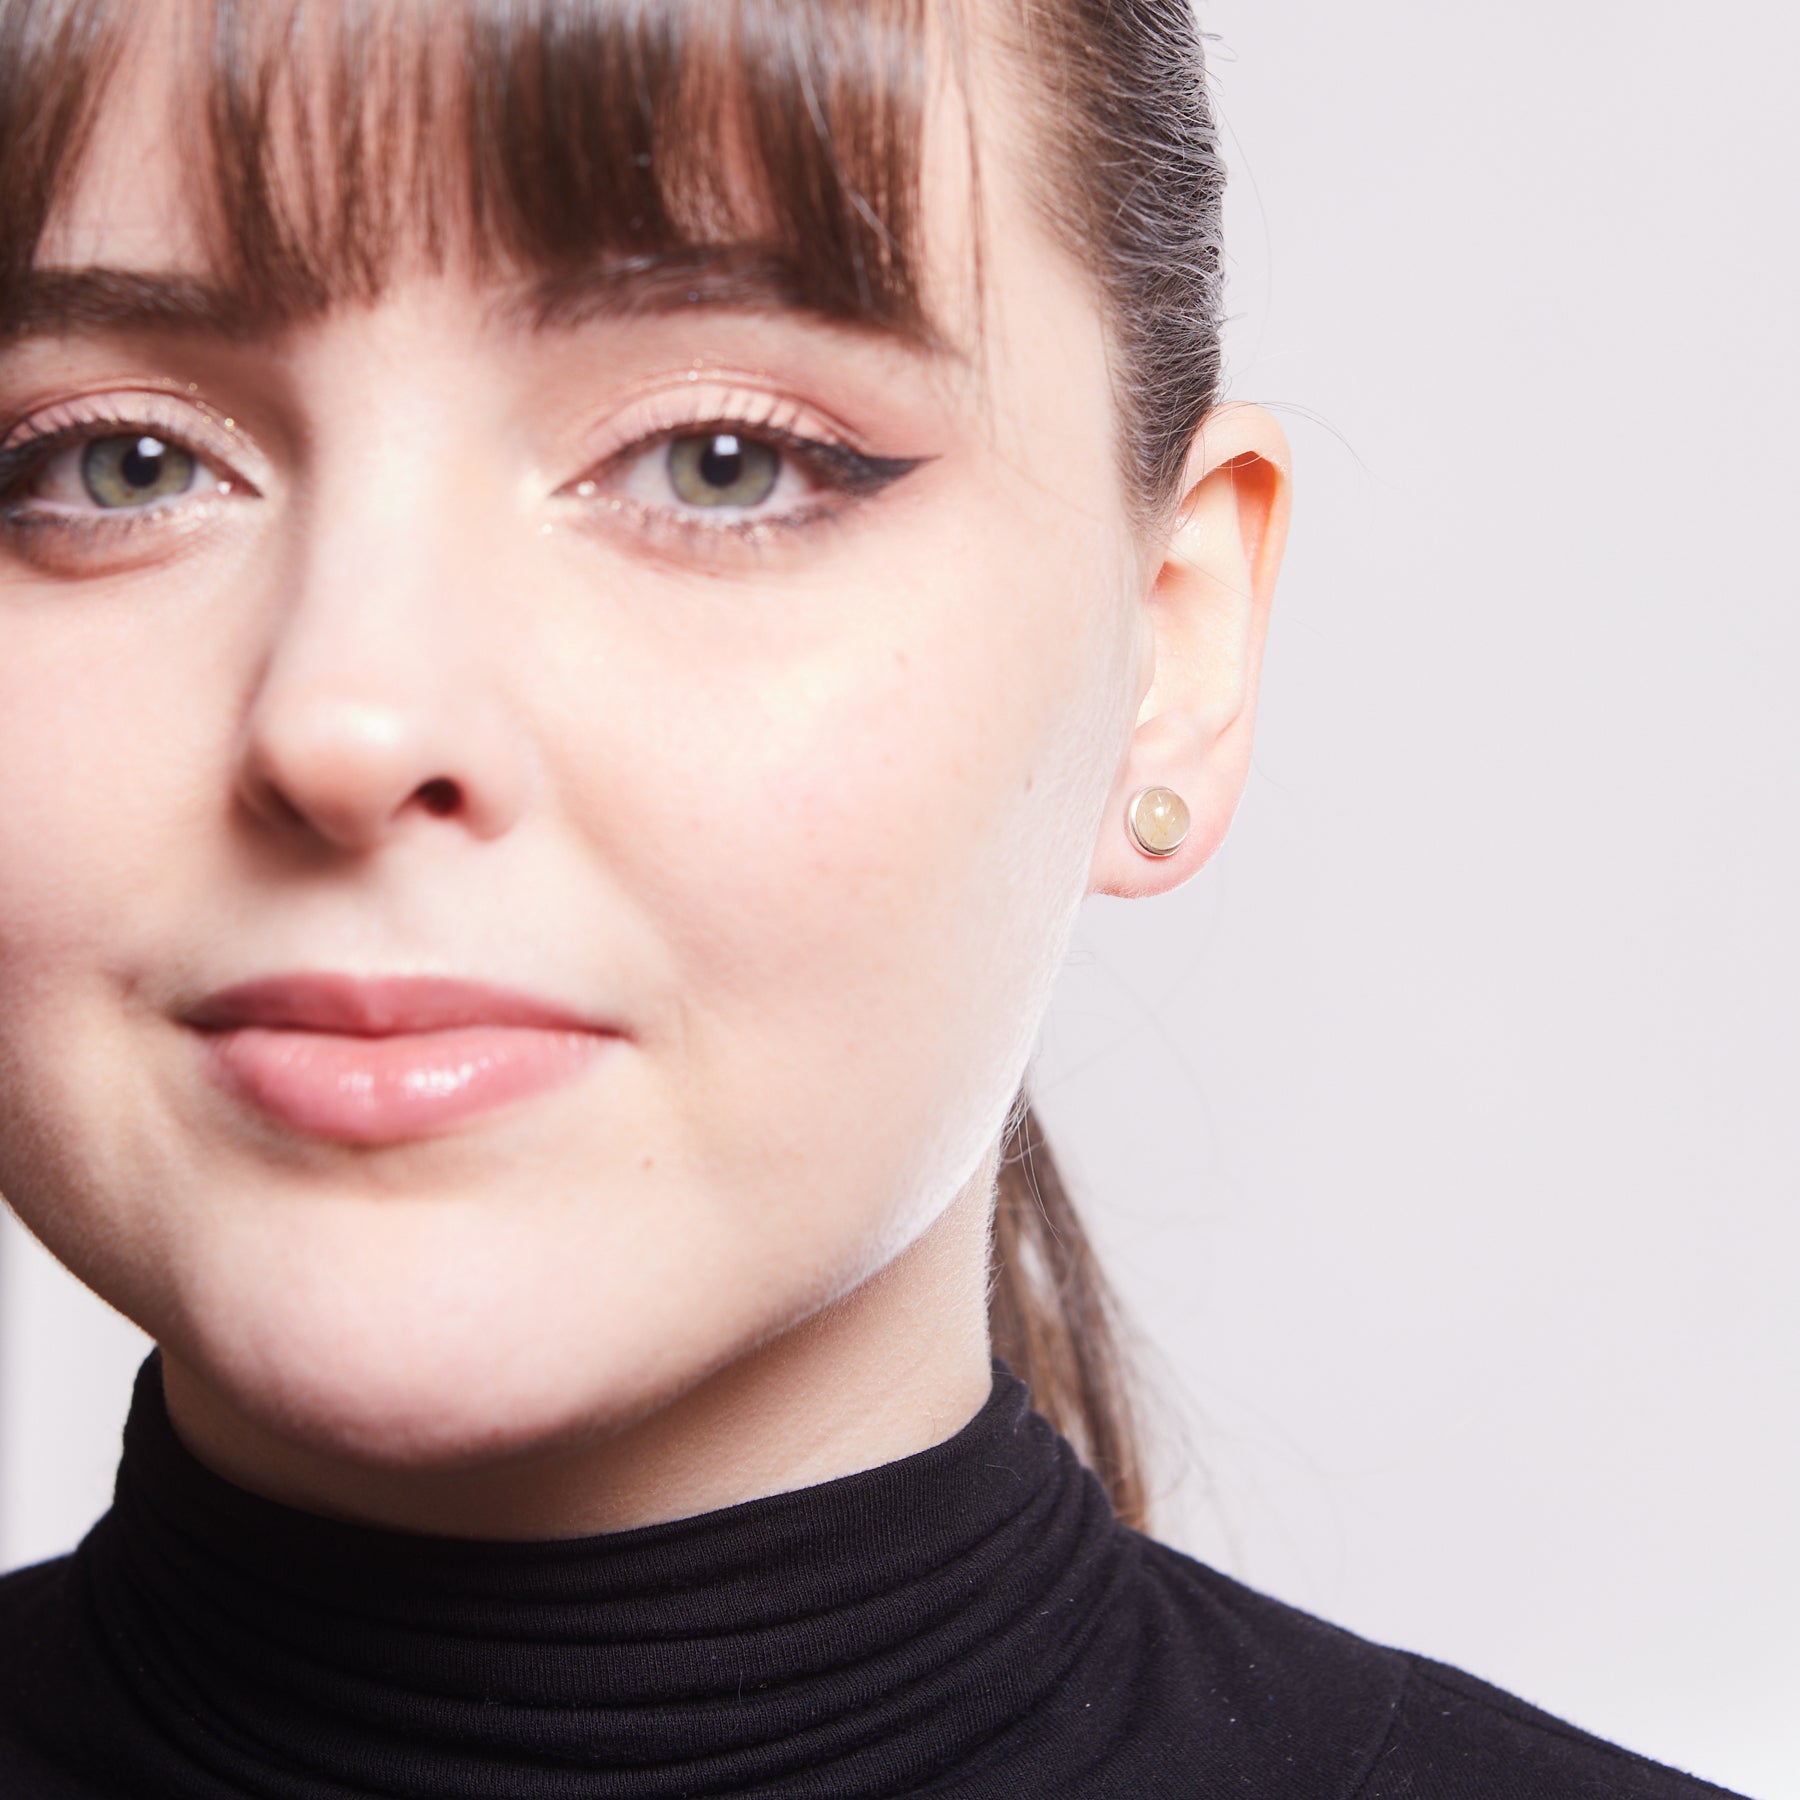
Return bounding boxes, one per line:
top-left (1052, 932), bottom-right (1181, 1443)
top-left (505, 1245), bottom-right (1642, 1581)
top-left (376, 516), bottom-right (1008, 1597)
top-left (238, 693), bottom-right (529, 849)
top-left (235, 509), bottom-right (534, 854)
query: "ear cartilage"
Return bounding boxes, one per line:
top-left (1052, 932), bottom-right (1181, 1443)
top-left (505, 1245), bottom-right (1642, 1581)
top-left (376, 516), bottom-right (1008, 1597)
top-left (1125, 786), bottom-right (1190, 858)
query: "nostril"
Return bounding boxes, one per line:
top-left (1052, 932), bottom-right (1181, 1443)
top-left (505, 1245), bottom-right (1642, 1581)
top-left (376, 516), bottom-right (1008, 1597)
top-left (417, 778), bottom-right (460, 817)
top-left (267, 787), bottom-right (309, 829)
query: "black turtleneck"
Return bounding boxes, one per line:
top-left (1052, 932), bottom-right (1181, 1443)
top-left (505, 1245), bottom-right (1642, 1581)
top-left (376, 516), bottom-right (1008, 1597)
top-left (0, 1353), bottom-right (1748, 1798)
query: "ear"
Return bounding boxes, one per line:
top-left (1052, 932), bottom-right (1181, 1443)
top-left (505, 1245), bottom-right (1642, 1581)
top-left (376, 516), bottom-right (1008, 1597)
top-left (1088, 402), bottom-right (1292, 898)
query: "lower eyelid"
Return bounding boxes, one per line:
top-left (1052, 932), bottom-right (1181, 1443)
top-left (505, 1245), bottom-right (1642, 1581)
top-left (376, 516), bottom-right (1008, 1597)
top-left (560, 490), bottom-right (843, 565)
top-left (0, 468), bottom-right (246, 575)
top-left (0, 494), bottom-right (237, 574)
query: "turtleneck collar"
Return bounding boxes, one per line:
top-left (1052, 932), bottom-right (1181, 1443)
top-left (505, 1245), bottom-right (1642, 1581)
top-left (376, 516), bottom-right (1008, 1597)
top-left (66, 1349), bottom-right (1134, 1798)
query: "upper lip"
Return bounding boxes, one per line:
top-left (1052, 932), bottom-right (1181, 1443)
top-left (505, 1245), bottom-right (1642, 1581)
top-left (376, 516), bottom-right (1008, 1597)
top-left (183, 974), bottom-right (611, 1037)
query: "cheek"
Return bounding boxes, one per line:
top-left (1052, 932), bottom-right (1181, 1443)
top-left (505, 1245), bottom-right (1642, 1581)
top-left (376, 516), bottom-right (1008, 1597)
top-left (0, 596), bottom-right (206, 1287)
top-left (0, 600), bottom-right (201, 998)
top-left (0, 556), bottom-right (283, 1166)
top-left (544, 508), bottom-right (1138, 1246)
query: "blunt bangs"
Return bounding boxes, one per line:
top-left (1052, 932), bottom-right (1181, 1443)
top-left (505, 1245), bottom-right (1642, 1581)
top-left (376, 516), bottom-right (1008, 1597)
top-left (0, 0), bottom-right (938, 339)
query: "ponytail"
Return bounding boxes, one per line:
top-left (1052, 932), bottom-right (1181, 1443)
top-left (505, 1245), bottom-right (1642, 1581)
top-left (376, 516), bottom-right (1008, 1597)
top-left (988, 1100), bottom-right (1149, 1532)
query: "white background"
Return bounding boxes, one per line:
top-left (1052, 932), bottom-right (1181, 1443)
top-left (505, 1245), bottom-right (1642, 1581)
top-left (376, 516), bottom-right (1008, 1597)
top-left (3, 2), bottom-right (1795, 1795)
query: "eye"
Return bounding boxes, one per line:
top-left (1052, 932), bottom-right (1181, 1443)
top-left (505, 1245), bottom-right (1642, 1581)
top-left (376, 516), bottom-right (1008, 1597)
top-left (0, 417), bottom-right (231, 521)
top-left (559, 397), bottom-right (929, 552)
top-left (0, 400), bottom-right (255, 573)
top-left (78, 434), bottom-right (200, 509)
top-left (666, 432), bottom-right (781, 510)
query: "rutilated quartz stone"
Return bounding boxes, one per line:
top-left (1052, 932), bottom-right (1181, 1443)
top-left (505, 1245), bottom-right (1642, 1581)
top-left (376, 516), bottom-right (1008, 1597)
top-left (1126, 786), bottom-right (1190, 857)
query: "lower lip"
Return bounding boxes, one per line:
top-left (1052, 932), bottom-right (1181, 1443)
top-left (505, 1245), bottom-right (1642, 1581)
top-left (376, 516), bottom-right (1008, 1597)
top-left (196, 1025), bottom-right (613, 1144)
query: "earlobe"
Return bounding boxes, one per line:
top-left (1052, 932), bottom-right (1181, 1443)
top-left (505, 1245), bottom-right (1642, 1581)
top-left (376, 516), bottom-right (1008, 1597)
top-left (1087, 403), bottom-right (1292, 899)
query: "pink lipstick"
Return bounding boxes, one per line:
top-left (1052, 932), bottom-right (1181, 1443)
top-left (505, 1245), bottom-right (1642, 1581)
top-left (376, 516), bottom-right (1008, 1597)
top-left (184, 974), bottom-right (617, 1144)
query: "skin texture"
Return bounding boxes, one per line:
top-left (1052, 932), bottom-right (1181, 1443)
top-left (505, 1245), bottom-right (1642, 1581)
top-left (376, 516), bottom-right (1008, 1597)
top-left (0, 15), bottom-right (1290, 1538)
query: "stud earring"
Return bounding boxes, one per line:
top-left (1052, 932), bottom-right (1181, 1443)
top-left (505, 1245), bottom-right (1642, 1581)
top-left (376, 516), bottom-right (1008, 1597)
top-left (1126, 785), bottom-right (1190, 858)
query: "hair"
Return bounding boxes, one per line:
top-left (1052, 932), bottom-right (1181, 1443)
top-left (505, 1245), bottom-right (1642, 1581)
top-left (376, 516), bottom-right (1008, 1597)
top-left (0, 0), bottom-right (1227, 1532)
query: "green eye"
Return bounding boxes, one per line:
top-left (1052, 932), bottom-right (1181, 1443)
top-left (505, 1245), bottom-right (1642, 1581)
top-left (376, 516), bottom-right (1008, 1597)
top-left (665, 432), bottom-right (780, 509)
top-left (80, 435), bottom-right (197, 509)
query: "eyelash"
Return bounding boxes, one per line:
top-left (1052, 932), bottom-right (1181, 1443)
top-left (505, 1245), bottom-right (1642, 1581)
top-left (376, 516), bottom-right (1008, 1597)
top-left (575, 417), bottom-right (923, 553)
top-left (0, 394), bottom-right (924, 564)
top-left (0, 402), bottom-right (239, 555)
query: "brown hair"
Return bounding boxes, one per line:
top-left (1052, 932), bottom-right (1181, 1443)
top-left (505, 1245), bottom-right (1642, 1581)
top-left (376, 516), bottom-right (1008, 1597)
top-left (0, 0), bottom-right (1226, 1532)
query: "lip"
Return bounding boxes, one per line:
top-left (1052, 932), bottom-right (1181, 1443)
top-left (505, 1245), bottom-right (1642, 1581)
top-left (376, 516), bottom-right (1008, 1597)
top-left (184, 974), bottom-right (619, 1144)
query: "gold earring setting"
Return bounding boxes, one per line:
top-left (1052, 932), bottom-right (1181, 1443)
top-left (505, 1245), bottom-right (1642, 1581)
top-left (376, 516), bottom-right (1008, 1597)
top-left (1126, 786), bottom-right (1190, 858)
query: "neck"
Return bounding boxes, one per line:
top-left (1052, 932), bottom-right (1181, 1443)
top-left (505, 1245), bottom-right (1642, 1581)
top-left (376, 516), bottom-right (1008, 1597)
top-left (158, 1170), bottom-right (997, 1540)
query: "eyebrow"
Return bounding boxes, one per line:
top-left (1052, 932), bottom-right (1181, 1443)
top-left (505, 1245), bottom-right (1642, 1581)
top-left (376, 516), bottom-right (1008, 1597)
top-left (0, 251), bottom-right (948, 353)
top-left (0, 269), bottom-right (256, 341)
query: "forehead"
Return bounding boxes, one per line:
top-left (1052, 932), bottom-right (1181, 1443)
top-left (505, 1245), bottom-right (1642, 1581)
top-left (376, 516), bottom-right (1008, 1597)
top-left (10, 0), bottom-right (994, 355)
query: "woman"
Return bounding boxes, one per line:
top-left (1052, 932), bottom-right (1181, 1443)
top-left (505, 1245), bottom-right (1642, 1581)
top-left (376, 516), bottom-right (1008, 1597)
top-left (0, 0), bottom-right (1755, 1794)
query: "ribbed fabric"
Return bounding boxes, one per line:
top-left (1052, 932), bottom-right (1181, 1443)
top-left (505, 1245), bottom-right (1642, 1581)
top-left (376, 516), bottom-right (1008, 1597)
top-left (0, 1352), bottom-right (1753, 1798)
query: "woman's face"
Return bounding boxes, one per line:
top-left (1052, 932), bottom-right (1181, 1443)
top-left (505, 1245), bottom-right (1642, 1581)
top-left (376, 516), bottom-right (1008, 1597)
top-left (0, 18), bottom-right (1234, 1496)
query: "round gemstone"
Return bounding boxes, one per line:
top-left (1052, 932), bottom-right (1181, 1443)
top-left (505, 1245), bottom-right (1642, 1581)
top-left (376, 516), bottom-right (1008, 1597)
top-left (1127, 786), bottom-right (1190, 857)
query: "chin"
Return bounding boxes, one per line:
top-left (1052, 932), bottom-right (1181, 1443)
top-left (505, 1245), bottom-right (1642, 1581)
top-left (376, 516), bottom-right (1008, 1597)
top-left (168, 1212), bottom-right (728, 1476)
